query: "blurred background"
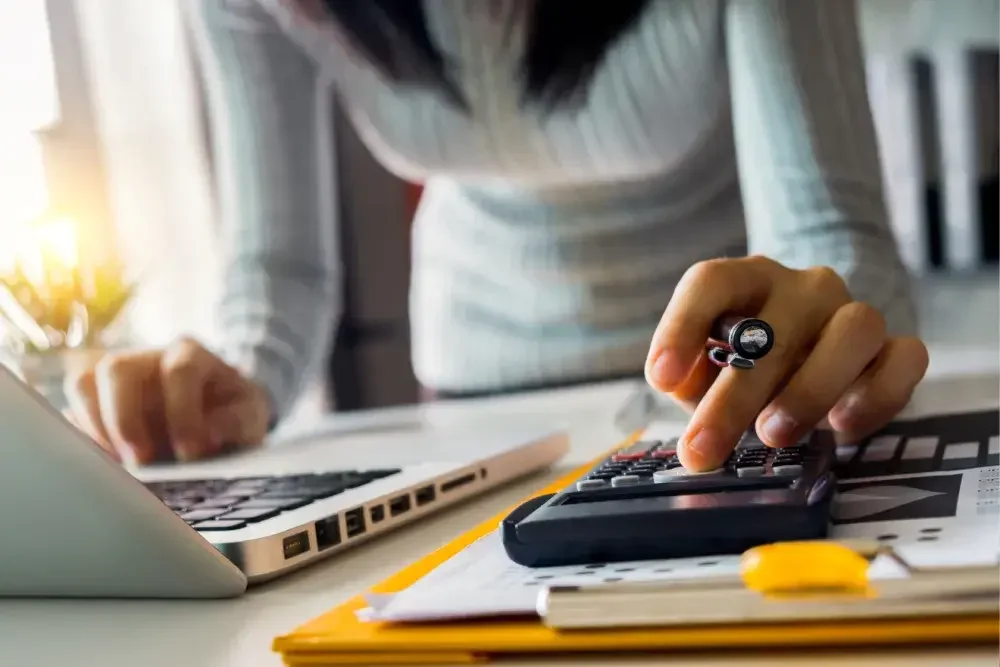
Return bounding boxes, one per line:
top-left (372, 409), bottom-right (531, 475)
top-left (0, 0), bottom-right (997, 418)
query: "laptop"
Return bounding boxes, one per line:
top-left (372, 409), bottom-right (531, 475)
top-left (0, 362), bottom-right (569, 598)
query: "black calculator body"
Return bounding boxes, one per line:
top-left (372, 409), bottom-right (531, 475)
top-left (501, 429), bottom-right (838, 568)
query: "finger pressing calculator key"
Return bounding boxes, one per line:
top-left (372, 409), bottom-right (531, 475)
top-left (500, 429), bottom-right (838, 568)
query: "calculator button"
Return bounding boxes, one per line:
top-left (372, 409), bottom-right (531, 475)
top-left (685, 467), bottom-right (725, 477)
top-left (736, 457), bottom-right (765, 466)
top-left (653, 469), bottom-right (684, 483)
top-left (651, 449), bottom-right (676, 459)
top-left (776, 447), bottom-right (804, 456)
top-left (610, 440), bottom-right (659, 462)
top-left (772, 464), bottom-right (803, 477)
top-left (576, 479), bottom-right (608, 491)
top-left (611, 475), bottom-right (642, 487)
top-left (735, 459), bottom-right (765, 468)
top-left (653, 467), bottom-right (725, 483)
top-left (736, 466), bottom-right (767, 478)
top-left (835, 445), bottom-right (858, 463)
top-left (772, 458), bottom-right (802, 468)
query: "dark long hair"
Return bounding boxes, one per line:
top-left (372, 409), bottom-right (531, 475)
top-left (317, 0), bottom-right (651, 111)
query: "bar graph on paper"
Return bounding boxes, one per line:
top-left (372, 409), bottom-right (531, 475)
top-left (830, 409), bottom-right (999, 562)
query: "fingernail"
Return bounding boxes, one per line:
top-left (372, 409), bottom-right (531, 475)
top-left (680, 427), bottom-right (717, 457)
top-left (649, 352), bottom-right (686, 389)
top-left (678, 427), bottom-right (724, 471)
top-left (839, 390), bottom-right (865, 415)
top-left (760, 411), bottom-right (797, 445)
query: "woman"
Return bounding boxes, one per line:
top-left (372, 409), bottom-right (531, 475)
top-left (64, 0), bottom-right (927, 472)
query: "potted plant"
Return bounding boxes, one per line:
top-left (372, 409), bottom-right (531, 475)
top-left (0, 216), bottom-right (134, 408)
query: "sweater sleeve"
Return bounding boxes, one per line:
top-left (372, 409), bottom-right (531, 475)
top-left (724, 0), bottom-right (918, 336)
top-left (184, 0), bottom-right (341, 424)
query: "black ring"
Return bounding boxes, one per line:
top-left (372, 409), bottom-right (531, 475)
top-left (729, 318), bottom-right (774, 360)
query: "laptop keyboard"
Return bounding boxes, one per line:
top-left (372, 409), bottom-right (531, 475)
top-left (144, 469), bottom-right (401, 531)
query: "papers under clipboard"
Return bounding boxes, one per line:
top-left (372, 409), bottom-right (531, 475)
top-left (537, 540), bottom-right (1000, 630)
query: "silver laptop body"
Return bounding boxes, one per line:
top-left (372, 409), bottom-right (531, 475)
top-left (0, 363), bottom-right (569, 598)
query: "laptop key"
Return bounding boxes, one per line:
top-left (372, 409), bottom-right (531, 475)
top-left (163, 496), bottom-right (197, 509)
top-left (190, 496), bottom-right (249, 510)
top-left (218, 507), bottom-right (281, 523)
top-left (235, 497), bottom-right (311, 511)
top-left (179, 508), bottom-right (227, 522)
top-left (192, 519), bottom-right (247, 531)
top-left (145, 471), bottom-right (379, 510)
top-left (258, 484), bottom-right (350, 500)
top-left (224, 479), bottom-right (270, 491)
top-left (174, 490), bottom-right (209, 502)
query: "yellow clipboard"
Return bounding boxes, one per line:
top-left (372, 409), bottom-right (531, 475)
top-left (271, 432), bottom-right (998, 666)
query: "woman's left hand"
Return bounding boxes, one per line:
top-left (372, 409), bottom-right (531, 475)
top-left (645, 255), bottom-right (928, 472)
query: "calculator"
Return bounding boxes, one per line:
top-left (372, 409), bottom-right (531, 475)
top-left (500, 429), bottom-right (838, 568)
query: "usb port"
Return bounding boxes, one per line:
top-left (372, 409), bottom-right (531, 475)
top-left (370, 505), bottom-right (385, 523)
top-left (415, 485), bottom-right (436, 506)
top-left (441, 472), bottom-right (476, 492)
top-left (345, 508), bottom-right (366, 538)
top-left (314, 516), bottom-right (341, 551)
top-left (389, 494), bottom-right (411, 517)
top-left (282, 531), bottom-right (310, 560)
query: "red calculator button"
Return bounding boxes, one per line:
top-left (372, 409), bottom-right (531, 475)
top-left (611, 452), bottom-right (646, 462)
top-left (651, 449), bottom-right (676, 459)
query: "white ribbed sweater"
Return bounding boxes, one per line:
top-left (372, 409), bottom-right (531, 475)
top-left (185, 0), bottom-right (916, 421)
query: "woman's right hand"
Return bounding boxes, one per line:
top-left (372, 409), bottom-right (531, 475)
top-left (63, 338), bottom-right (272, 464)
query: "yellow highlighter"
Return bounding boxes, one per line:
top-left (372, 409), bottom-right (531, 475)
top-left (538, 540), bottom-right (999, 630)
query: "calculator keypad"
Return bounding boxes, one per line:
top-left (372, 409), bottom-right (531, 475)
top-left (575, 432), bottom-right (814, 492)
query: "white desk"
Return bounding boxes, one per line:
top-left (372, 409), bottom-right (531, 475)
top-left (1, 269), bottom-right (998, 666)
top-left (0, 346), bottom-right (997, 667)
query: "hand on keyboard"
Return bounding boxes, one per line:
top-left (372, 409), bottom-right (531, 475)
top-left (62, 337), bottom-right (271, 464)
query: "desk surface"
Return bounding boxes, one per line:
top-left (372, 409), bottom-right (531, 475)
top-left (2, 276), bottom-right (998, 667)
